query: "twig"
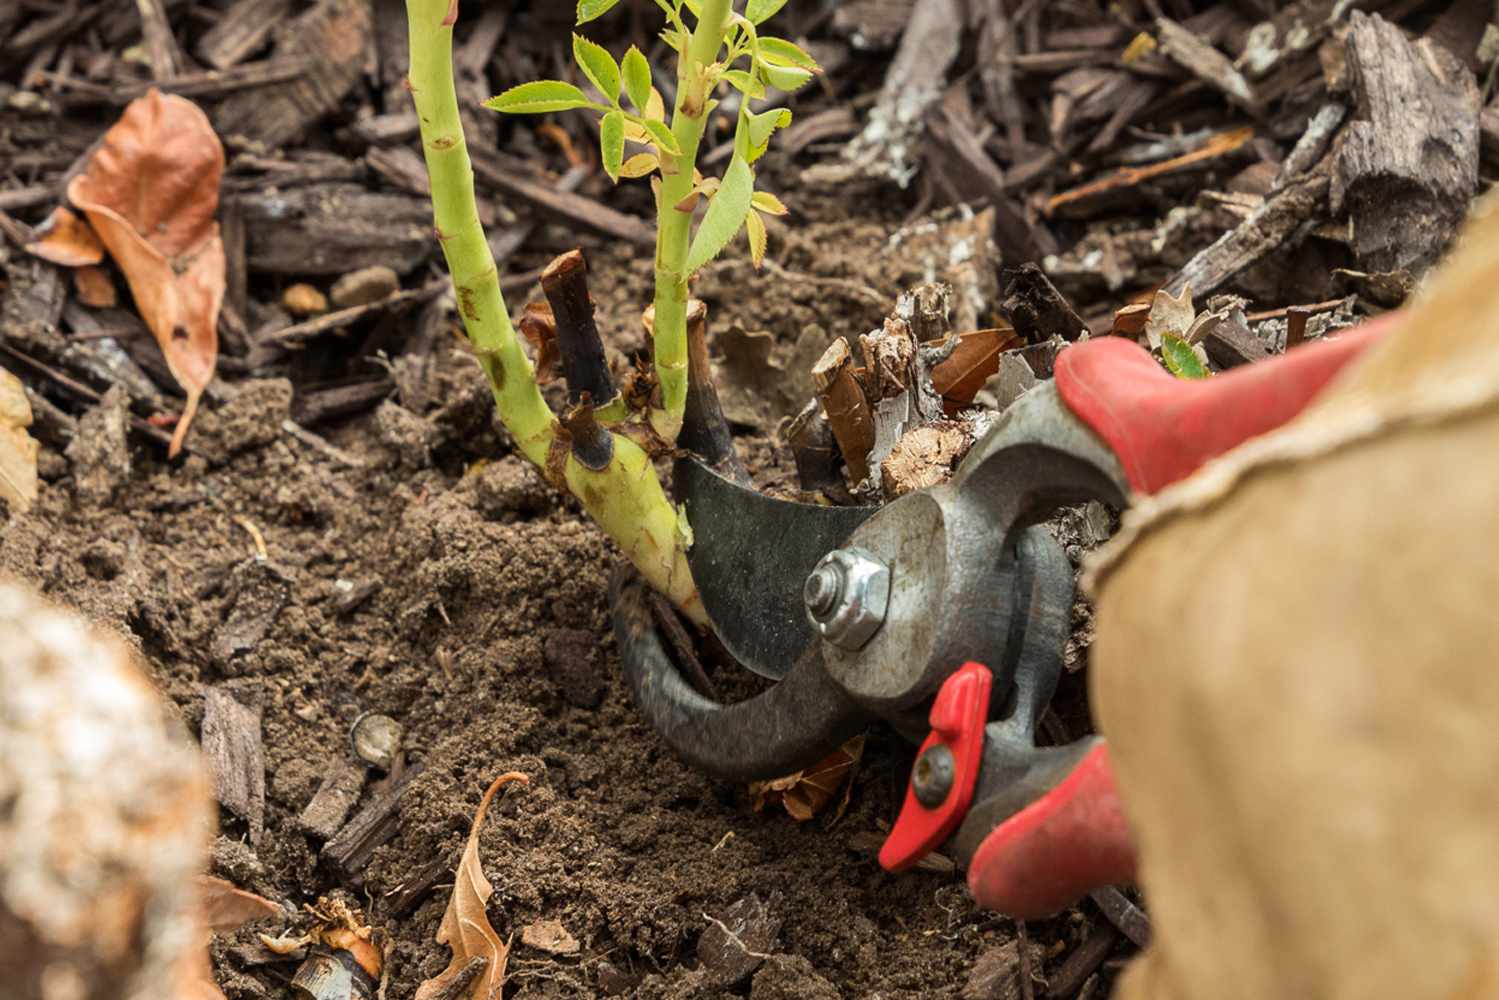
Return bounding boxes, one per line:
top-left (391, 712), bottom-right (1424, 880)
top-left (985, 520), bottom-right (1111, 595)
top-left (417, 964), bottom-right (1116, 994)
top-left (541, 250), bottom-right (615, 407)
top-left (758, 257), bottom-right (886, 308)
top-left (231, 516), bottom-right (269, 562)
top-left (429, 956), bottom-right (488, 1000)
top-left (1046, 925), bottom-right (1119, 999)
top-left (1244, 298), bottom-right (1348, 323)
top-left (648, 591), bottom-right (718, 700)
top-left (1016, 920), bottom-right (1037, 1000)
top-left (281, 419), bottom-right (367, 468)
top-left (1087, 887), bottom-right (1151, 948)
top-left (265, 283), bottom-right (443, 346)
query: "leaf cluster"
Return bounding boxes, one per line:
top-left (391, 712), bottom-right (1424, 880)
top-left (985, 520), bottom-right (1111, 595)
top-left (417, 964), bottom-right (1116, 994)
top-left (486, 0), bottom-right (816, 271)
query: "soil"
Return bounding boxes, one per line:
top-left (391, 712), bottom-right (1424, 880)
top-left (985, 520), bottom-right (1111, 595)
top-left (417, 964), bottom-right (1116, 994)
top-left (1, 195), bottom-right (1115, 998)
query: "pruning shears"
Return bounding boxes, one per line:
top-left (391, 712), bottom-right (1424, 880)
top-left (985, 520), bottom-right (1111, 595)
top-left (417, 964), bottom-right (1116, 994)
top-left (611, 318), bottom-right (1391, 917)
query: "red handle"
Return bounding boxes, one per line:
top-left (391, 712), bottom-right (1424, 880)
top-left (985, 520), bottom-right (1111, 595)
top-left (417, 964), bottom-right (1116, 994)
top-left (966, 741), bottom-right (1134, 918)
top-left (1055, 316), bottom-right (1397, 494)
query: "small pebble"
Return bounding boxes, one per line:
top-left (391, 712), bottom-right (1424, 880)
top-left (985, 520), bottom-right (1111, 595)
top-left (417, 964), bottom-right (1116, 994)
top-left (349, 713), bottom-right (402, 771)
top-left (283, 283), bottom-right (327, 316)
top-left (329, 266), bottom-right (399, 309)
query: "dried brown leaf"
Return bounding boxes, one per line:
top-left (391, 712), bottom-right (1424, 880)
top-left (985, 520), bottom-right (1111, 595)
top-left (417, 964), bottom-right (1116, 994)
top-left (0, 366), bottom-right (39, 513)
top-left (24, 206), bottom-right (105, 266)
top-left (74, 265), bottom-right (118, 308)
top-left (518, 300), bottom-right (560, 384)
top-left (197, 875), bottom-right (280, 934)
top-left (67, 88), bottom-right (225, 457)
top-left (415, 772), bottom-right (530, 1000)
top-left (930, 326), bottom-right (1023, 415)
top-left (1143, 283), bottom-right (1195, 350)
top-left (749, 736), bottom-right (864, 823)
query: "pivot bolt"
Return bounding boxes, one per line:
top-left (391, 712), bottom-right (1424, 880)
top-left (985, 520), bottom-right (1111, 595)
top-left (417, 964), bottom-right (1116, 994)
top-left (802, 547), bottom-right (891, 651)
top-left (912, 744), bottom-right (955, 808)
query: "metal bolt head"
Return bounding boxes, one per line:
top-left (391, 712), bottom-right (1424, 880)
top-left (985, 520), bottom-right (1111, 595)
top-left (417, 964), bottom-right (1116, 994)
top-left (803, 546), bottom-right (890, 651)
top-left (912, 744), bottom-right (955, 808)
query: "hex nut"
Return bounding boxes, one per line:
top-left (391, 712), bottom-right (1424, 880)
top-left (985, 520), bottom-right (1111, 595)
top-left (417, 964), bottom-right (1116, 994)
top-left (805, 547), bottom-right (890, 651)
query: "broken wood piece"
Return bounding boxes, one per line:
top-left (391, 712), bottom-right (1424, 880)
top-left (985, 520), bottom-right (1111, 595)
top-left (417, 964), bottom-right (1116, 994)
top-left (541, 250), bottom-right (615, 407)
top-left (201, 686), bottom-right (267, 845)
top-left (322, 762), bottom-right (424, 884)
top-left (1336, 11), bottom-right (1479, 275)
top-left (1002, 264), bottom-right (1087, 343)
top-left (264, 282), bottom-right (441, 345)
top-left (1284, 305), bottom-right (1311, 349)
top-left (242, 184), bottom-right (432, 276)
top-left (197, 0), bottom-right (293, 69)
top-left (783, 401), bottom-right (843, 494)
top-left (880, 422), bottom-right (973, 500)
top-left (1201, 308), bottom-right (1270, 369)
top-left (1155, 18), bottom-right (1258, 112)
top-left (298, 758), bottom-right (367, 841)
top-left (135, 0), bottom-right (184, 80)
top-left (812, 338), bottom-right (875, 485)
top-left (214, 0), bottom-right (373, 146)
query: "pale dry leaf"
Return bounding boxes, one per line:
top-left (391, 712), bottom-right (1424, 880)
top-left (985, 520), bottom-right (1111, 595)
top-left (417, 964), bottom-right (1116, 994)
top-left (1142, 283), bottom-right (1195, 351)
top-left (415, 772), bottom-right (530, 1000)
top-left (67, 87), bottom-right (225, 457)
top-left (520, 918), bottom-right (579, 956)
top-left (196, 874), bottom-right (280, 934)
top-left (24, 205), bottom-right (105, 266)
top-left (0, 366), bottom-right (39, 513)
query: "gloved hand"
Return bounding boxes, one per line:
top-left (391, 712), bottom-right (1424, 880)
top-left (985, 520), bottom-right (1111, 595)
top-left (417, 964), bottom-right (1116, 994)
top-left (1087, 193), bottom-right (1499, 1000)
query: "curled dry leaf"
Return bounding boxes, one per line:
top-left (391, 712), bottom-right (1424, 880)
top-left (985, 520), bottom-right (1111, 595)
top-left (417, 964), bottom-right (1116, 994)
top-left (191, 875), bottom-right (281, 1000)
top-left (930, 326), bottom-right (1024, 416)
top-left (0, 366), bottom-right (40, 513)
top-left (1142, 283), bottom-right (1195, 351)
top-left (67, 87), bottom-right (225, 457)
top-left (750, 735), bottom-right (864, 823)
top-left (518, 300), bottom-right (560, 384)
top-left (24, 206), bottom-right (105, 266)
top-left (415, 772), bottom-right (530, 1000)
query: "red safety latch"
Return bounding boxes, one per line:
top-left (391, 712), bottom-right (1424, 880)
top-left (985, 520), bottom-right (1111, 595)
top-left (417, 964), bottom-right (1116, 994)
top-left (879, 662), bottom-right (993, 872)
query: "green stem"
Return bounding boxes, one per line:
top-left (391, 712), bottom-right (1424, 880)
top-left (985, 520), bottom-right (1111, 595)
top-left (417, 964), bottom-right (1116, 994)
top-left (406, 0), bottom-right (703, 622)
top-left (650, 0), bottom-right (734, 443)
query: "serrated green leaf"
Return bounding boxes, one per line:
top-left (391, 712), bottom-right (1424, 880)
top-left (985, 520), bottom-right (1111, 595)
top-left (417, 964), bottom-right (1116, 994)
top-left (622, 46), bottom-right (652, 110)
top-left (576, 0), bottom-right (621, 25)
top-left (573, 34), bottom-right (621, 103)
top-left (760, 63), bottom-right (814, 92)
top-left (685, 155), bottom-right (754, 275)
top-left (485, 80), bottom-right (593, 114)
top-left (747, 107), bottom-right (791, 152)
top-left (600, 110), bottom-right (625, 182)
top-left (639, 118), bottom-right (681, 156)
top-left (745, 0), bottom-right (789, 24)
top-left (751, 190), bottom-right (788, 215)
top-left (1161, 334), bottom-right (1210, 379)
top-left (757, 35), bottom-right (819, 70)
top-left (722, 69), bottom-right (766, 98)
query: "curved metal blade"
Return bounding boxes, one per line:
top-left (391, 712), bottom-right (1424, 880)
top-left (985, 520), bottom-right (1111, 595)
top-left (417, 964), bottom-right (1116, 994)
top-left (675, 457), bottom-right (875, 679)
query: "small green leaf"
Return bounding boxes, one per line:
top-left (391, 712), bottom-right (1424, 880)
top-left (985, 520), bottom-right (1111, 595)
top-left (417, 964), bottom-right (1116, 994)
top-left (685, 155), bottom-right (754, 275)
top-left (682, 0), bottom-right (702, 16)
top-left (745, 208), bottom-right (768, 267)
top-left (576, 0), bottom-right (621, 25)
top-left (751, 190), bottom-right (788, 215)
top-left (639, 118), bottom-right (681, 156)
top-left (745, 0), bottom-right (789, 24)
top-left (661, 27), bottom-right (688, 52)
top-left (757, 36), bottom-right (819, 70)
top-left (622, 46), bottom-right (652, 110)
top-left (600, 110), bottom-right (625, 182)
top-left (573, 34), bottom-right (621, 103)
top-left (746, 107), bottom-right (791, 155)
top-left (760, 63), bottom-right (814, 92)
top-left (722, 69), bottom-right (766, 98)
top-left (485, 80), bottom-right (593, 114)
top-left (1161, 334), bottom-right (1210, 379)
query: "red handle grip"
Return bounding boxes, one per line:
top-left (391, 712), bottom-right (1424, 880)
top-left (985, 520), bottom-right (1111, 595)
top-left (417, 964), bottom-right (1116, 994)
top-left (1055, 317), bottom-right (1397, 494)
top-left (967, 741), bottom-right (1134, 918)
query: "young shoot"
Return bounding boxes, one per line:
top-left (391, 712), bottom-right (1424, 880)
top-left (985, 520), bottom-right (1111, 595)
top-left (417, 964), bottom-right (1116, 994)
top-left (405, 0), bottom-right (813, 620)
top-left (488, 0), bottom-right (816, 441)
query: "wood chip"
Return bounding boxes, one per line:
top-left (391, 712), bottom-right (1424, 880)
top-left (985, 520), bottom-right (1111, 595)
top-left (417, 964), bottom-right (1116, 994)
top-left (298, 758), bottom-right (367, 841)
top-left (520, 919), bottom-right (580, 956)
top-left (201, 686), bottom-right (266, 845)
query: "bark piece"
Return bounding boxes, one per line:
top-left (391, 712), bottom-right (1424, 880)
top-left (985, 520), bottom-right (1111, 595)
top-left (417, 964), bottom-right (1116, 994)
top-left (1201, 308), bottom-right (1270, 368)
top-left (298, 759), bottom-right (367, 840)
top-left (201, 686), bottom-right (266, 845)
top-left (812, 338), bottom-right (875, 485)
top-left (135, 0), bottom-right (184, 80)
top-left (214, 0), bottom-right (373, 146)
top-left (698, 893), bottom-right (782, 988)
top-left (963, 939), bottom-right (1047, 1000)
top-left (0, 582), bottom-right (211, 1000)
top-left (783, 401), bottom-right (843, 493)
top-left (1003, 264), bottom-right (1088, 343)
top-left (321, 763), bottom-right (423, 883)
top-left (1335, 11), bottom-right (1479, 274)
top-left (197, 0), bottom-right (293, 69)
top-left (1155, 18), bottom-right (1258, 111)
top-left (241, 185), bottom-right (432, 276)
